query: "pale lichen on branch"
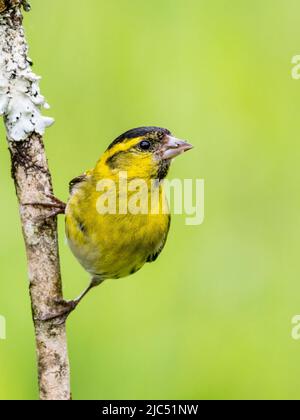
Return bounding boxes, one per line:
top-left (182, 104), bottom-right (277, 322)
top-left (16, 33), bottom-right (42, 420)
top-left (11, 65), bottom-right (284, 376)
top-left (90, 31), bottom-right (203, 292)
top-left (0, 1), bottom-right (54, 141)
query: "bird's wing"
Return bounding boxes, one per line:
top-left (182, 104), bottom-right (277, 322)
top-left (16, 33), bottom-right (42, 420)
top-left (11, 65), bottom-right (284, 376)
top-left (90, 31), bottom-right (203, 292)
top-left (69, 174), bottom-right (88, 194)
top-left (146, 215), bottom-right (171, 263)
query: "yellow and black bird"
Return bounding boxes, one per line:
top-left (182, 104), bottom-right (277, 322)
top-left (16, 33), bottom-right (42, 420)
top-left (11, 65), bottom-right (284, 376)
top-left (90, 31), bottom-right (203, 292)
top-left (43, 127), bottom-right (192, 316)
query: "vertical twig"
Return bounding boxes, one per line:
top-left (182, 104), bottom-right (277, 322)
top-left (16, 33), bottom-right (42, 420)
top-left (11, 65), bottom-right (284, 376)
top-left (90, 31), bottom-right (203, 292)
top-left (0, 2), bottom-right (71, 400)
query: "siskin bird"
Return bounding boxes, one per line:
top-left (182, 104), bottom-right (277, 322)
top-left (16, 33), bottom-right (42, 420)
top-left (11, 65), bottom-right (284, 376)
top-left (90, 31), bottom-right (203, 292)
top-left (46, 127), bottom-right (192, 317)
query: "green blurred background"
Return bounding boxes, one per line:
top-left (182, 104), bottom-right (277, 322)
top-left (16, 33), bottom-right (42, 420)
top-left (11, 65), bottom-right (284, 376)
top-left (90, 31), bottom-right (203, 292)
top-left (0, 0), bottom-right (300, 400)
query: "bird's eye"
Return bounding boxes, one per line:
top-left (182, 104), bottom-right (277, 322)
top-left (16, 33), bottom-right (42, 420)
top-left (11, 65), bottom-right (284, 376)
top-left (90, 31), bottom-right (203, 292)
top-left (139, 140), bottom-right (151, 151)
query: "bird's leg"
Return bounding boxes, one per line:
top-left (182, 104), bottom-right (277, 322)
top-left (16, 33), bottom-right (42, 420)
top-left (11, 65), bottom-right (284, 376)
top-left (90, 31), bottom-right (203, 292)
top-left (69, 280), bottom-right (100, 308)
top-left (37, 279), bottom-right (104, 324)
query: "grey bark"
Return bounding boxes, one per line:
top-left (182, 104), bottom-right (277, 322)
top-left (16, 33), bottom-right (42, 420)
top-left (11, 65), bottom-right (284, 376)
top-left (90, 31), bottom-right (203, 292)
top-left (0, 2), bottom-right (71, 400)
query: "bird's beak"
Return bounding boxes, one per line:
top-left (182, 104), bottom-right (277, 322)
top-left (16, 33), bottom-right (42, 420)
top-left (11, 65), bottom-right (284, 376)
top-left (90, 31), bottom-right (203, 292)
top-left (162, 135), bottom-right (193, 160)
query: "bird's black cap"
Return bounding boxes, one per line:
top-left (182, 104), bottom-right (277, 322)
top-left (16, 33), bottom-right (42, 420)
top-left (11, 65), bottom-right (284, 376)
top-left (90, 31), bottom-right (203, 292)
top-left (107, 127), bottom-right (171, 150)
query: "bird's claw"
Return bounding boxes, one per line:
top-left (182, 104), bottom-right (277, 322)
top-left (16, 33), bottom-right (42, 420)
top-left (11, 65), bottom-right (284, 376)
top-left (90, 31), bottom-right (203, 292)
top-left (36, 299), bottom-right (78, 325)
top-left (22, 193), bottom-right (66, 221)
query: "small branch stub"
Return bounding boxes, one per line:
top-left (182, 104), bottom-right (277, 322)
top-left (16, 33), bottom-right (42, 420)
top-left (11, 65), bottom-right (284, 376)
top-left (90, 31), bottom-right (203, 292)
top-left (0, 1), bottom-right (31, 14)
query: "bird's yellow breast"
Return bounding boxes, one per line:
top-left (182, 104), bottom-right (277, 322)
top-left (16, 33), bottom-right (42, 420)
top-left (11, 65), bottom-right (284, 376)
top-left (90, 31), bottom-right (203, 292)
top-left (65, 175), bottom-right (170, 280)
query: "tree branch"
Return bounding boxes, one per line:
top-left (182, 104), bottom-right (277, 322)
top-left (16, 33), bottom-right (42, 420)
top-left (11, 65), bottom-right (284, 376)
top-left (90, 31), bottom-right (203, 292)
top-left (0, 2), bottom-right (71, 400)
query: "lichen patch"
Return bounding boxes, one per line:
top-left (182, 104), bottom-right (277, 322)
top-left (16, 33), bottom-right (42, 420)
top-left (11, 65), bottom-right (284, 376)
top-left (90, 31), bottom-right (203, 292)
top-left (0, 12), bottom-right (54, 141)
